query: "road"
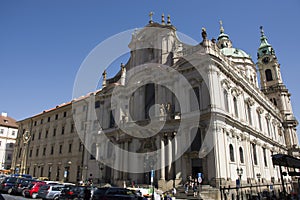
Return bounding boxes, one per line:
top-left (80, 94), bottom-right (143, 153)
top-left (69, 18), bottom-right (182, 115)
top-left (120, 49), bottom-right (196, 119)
top-left (1, 194), bottom-right (42, 200)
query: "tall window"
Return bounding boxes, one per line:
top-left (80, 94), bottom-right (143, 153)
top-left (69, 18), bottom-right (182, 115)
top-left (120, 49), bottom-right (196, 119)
top-left (233, 97), bottom-right (239, 117)
top-left (229, 144), bottom-right (235, 162)
top-left (252, 144), bottom-right (258, 165)
top-left (68, 143), bottom-right (72, 153)
top-left (273, 124), bottom-right (277, 140)
top-left (266, 118), bottom-right (271, 136)
top-left (247, 104), bottom-right (252, 125)
top-left (36, 148), bottom-right (39, 157)
top-left (59, 145), bottom-right (63, 154)
top-left (56, 166), bottom-right (60, 181)
top-left (95, 101), bottom-right (100, 108)
top-left (43, 147), bottom-right (46, 156)
top-left (191, 128), bottom-right (201, 151)
top-left (257, 112), bottom-right (262, 131)
top-left (50, 146), bottom-right (54, 155)
top-left (71, 124), bottom-right (74, 133)
top-left (239, 147), bottom-right (244, 163)
top-left (263, 147), bottom-right (268, 167)
top-left (145, 83), bottom-right (155, 119)
top-left (33, 167), bottom-right (36, 177)
top-left (53, 128), bottom-right (56, 137)
top-left (224, 90), bottom-right (229, 112)
top-left (61, 126), bottom-right (65, 135)
top-left (90, 143), bottom-right (96, 160)
top-left (265, 69), bottom-right (273, 81)
top-left (40, 166), bottom-right (44, 177)
top-left (190, 87), bottom-right (200, 111)
top-left (109, 110), bottom-right (115, 128)
top-left (18, 148), bottom-right (22, 158)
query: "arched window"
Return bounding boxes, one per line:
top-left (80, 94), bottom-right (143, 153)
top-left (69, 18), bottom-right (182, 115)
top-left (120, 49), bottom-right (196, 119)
top-left (229, 144), bottom-right (235, 162)
top-left (239, 147), bottom-right (244, 163)
top-left (233, 97), bottom-right (239, 117)
top-left (224, 90), bottom-right (229, 112)
top-left (265, 69), bottom-right (273, 81)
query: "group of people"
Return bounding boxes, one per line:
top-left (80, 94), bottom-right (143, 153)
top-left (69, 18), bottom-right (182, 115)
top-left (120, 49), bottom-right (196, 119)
top-left (184, 176), bottom-right (200, 197)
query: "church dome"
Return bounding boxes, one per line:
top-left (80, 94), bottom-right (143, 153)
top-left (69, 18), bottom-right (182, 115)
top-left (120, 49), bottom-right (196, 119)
top-left (221, 47), bottom-right (251, 59)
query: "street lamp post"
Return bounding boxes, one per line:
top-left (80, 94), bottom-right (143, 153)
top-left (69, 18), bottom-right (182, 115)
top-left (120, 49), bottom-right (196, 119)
top-left (271, 177), bottom-right (275, 197)
top-left (98, 162), bottom-right (104, 187)
top-left (236, 168), bottom-right (243, 200)
top-left (256, 173), bottom-right (261, 197)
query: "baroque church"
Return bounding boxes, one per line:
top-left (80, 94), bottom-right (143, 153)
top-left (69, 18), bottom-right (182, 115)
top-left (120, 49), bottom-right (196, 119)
top-left (12, 14), bottom-right (298, 198)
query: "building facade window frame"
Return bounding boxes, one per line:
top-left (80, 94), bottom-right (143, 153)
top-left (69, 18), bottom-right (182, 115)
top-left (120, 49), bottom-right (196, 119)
top-left (229, 144), bottom-right (235, 162)
top-left (252, 143), bottom-right (258, 165)
top-left (36, 148), bottom-right (39, 157)
top-left (239, 147), bottom-right (244, 164)
top-left (224, 90), bottom-right (229, 112)
top-left (59, 145), bottom-right (63, 154)
top-left (43, 147), bottom-right (46, 156)
top-left (265, 69), bottom-right (273, 81)
top-left (247, 104), bottom-right (252, 126)
top-left (233, 97), bottom-right (239, 118)
top-left (263, 147), bottom-right (268, 167)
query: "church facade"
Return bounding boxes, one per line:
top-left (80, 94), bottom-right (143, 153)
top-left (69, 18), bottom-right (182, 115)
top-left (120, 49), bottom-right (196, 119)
top-left (12, 15), bottom-right (298, 196)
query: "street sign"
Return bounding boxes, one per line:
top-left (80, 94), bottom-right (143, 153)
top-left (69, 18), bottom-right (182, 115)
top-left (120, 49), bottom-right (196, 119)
top-left (198, 173), bottom-right (202, 183)
top-left (150, 170), bottom-right (154, 184)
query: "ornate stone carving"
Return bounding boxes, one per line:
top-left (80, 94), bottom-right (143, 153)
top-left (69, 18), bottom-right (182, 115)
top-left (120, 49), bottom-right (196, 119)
top-left (245, 97), bottom-right (255, 106)
top-left (256, 106), bottom-right (264, 114)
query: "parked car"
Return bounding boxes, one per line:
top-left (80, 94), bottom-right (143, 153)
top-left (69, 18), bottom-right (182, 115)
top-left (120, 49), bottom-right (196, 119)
top-left (92, 187), bottom-right (143, 200)
top-left (8, 177), bottom-right (36, 195)
top-left (23, 181), bottom-right (46, 198)
top-left (59, 185), bottom-right (86, 199)
top-left (0, 176), bottom-right (17, 193)
top-left (37, 184), bottom-right (65, 200)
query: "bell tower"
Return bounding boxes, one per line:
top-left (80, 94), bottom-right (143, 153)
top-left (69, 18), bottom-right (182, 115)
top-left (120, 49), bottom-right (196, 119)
top-left (257, 26), bottom-right (298, 149)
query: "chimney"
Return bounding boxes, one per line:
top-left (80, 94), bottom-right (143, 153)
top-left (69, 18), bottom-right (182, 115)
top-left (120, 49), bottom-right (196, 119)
top-left (1, 112), bottom-right (7, 117)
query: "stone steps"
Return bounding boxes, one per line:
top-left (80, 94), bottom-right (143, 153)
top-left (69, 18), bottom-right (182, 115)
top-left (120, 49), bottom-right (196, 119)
top-left (174, 184), bottom-right (218, 200)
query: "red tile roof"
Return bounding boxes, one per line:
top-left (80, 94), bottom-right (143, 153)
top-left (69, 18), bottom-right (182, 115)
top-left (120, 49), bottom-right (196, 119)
top-left (0, 115), bottom-right (18, 128)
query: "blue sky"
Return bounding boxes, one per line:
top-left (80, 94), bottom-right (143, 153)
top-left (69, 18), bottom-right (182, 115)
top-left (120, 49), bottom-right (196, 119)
top-left (0, 0), bottom-right (299, 136)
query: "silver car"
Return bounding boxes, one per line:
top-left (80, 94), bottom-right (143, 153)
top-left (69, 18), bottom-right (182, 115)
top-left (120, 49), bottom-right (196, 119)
top-left (38, 184), bottom-right (65, 200)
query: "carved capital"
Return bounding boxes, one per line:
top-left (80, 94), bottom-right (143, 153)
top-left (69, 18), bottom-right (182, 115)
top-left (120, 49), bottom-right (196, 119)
top-left (256, 107), bottom-right (264, 114)
top-left (231, 87), bottom-right (242, 97)
top-left (221, 79), bottom-right (232, 90)
top-left (245, 97), bottom-right (255, 106)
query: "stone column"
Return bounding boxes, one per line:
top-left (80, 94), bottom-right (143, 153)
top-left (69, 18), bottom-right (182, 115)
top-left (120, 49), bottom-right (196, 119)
top-left (167, 134), bottom-right (172, 178)
top-left (96, 143), bottom-right (100, 161)
top-left (174, 134), bottom-right (182, 180)
top-left (160, 136), bottom-right (165, 180)
top-left (124, 141), bottom-right (129, 180)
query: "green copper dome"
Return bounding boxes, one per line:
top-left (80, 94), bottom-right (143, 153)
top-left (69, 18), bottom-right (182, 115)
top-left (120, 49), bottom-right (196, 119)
top-left (221, 47), bottom-right (251, 58)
